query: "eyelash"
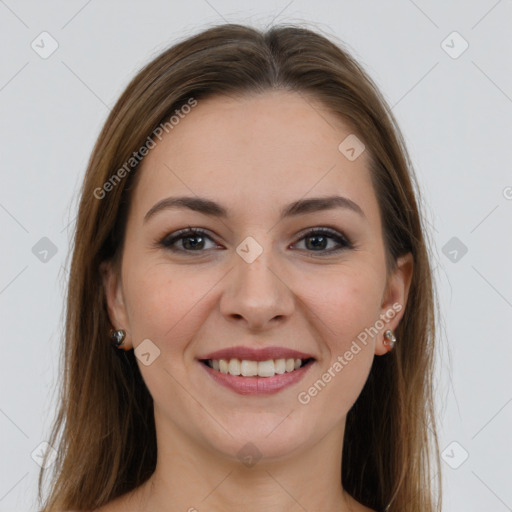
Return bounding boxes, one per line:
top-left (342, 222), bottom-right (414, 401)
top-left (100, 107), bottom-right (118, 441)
top-left (158, 226), bottom-right (353, 256)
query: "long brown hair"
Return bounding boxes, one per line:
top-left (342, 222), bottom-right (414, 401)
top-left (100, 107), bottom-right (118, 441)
top-left (38, 23), bottom-right (442, 512)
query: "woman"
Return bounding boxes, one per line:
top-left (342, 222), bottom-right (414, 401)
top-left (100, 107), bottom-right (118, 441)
top-left (38, 23), bottom-right (442, 512)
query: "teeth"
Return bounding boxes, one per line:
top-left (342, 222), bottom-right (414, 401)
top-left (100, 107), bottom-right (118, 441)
top-left (257, 360), bottom-right (275, 377)
top-left (219, 359), bottom-right (229, 373)
top-left (209, 358), bottom-right (307, 377)
top-left (274, 358), bottom-right (286, 374)
top-left (228, 358), bottom-right (241, 376)
top-left (240, 360), bottom-right (258, 377)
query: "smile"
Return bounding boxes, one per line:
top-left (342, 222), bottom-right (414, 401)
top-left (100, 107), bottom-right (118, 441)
top-left (197, 345), bottom-right (316, 395)
top-left (203, 357), bottom-right (314, 377)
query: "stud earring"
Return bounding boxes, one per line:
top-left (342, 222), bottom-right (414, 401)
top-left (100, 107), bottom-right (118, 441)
top-left (383, 329), bottom-right (397, 351)
top-left (110, 329), bottom-right (127, 349)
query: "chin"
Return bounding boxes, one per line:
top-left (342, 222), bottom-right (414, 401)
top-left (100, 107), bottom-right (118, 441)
top-left (199, 414), bottom-right (316, 465)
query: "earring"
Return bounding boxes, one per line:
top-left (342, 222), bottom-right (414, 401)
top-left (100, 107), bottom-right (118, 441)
top-left (383, 329), bottom-right (397, 351)
top-left (110, 329), bottom-right (127, 349)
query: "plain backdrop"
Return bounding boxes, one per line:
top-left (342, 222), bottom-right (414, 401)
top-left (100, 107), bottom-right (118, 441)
top-left (1, 1), bottom-right (511, 511)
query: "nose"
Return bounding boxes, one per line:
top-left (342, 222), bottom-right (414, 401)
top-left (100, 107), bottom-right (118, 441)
top-left (219, 247), bottom-right (295, 332)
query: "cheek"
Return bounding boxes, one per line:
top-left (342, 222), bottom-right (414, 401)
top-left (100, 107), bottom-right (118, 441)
top-left (313, 267), bottom-right (385, 349)
top-left (122, 266), bottom-right (208, 393)
top-left (299, 276), bottom-right (382, 419)
top-left (123, 262), bottom-right (223, 359)
top-left (122, 265), bottom-right (190, 344)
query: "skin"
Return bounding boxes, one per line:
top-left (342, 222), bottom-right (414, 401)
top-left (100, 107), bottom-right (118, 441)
top-left (98, 90), bottom-right (412, 512)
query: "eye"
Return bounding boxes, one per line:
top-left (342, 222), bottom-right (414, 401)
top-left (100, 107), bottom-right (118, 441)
top-left (158, 226), bottom-right (353, 255)
top-left (293, 227), bottom-right (353, 255)
top-left (159, 227), bottom-right (220, 253)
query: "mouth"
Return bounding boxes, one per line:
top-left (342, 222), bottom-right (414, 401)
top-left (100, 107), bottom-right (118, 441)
top-left (200, 357), bottom-right (315, 377)
top-left (197, 346), bottom-right (316, 395)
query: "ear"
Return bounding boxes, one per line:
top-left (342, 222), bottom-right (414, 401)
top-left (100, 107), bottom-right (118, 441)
top-left (100, 259), bottom-right (132, 350)
top-left (375, 252), bottom-right (413, 356)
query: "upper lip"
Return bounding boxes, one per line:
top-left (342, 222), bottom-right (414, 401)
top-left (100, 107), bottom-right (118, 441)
top-left (198, 345), bottom-right (316, 362)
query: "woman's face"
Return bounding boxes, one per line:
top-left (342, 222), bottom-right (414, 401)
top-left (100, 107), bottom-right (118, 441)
top-left (103, 90), bottom-right (411, 462)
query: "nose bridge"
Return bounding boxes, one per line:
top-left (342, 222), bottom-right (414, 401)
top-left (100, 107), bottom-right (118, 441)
top-left (220, 233), bottom-right (293, 328)
top-left (235, 236), bottom-right (281, 303)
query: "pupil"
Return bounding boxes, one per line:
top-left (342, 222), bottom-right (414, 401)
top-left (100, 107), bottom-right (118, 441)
top-left (306, 235), bottom-right (326, 250)
top-left (184, 236), bottom-right (203, 250)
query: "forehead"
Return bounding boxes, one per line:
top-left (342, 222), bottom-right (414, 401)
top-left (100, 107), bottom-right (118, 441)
top-left (130, 91), bottom-right (379, 225)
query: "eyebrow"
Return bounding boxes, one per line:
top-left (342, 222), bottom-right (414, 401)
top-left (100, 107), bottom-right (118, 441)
top-left (143, 194), bottom-right (365, 223)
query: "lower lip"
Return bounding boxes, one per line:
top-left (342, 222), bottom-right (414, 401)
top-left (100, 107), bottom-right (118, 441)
top-left (199, 361), bottom-right (314, 395)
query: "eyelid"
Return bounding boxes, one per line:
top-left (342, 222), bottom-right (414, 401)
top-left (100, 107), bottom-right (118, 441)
top-left (291, 226), bottom-right (353, 252)
top-left (158, 227), bottom-right (219, 249)
top-left (157, 226), bottom-right (353, 254)
top-left (294, 226), bottom-right (352, 244)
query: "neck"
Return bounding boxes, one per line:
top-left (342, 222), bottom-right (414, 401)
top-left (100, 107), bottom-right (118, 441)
top-left (127, 408), bottom-right (360, 512)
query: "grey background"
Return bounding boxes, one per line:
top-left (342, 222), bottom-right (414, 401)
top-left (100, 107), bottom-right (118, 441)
top-left (1, 1), bottom-right (511, 510)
